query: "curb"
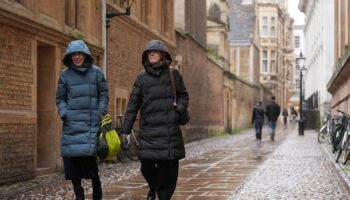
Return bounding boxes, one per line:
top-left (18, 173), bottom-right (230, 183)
top-left (319, 135), bottom-right (350, 189)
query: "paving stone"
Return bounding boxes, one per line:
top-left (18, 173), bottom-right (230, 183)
top-left (2, 126), bottom-right (350, 199)
top-left (229, 130), bottom-right (350, 200)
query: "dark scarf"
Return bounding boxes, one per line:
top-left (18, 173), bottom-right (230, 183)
top-left (70, 62), bottom-right (91, 74)
top-left (144, 61), bottom-right (169, 76)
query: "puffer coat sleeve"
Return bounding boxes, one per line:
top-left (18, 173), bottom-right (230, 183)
top-left (172, 69), bottom-right (189, 115)
top-left (123, 73), bottom-right (143, 134)
top-left (56, 71), bottom-right (68, 120)
top-left (96, 69), bottom-right (108, 114)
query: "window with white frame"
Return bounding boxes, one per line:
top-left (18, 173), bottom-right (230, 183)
top-left (295, 36), bottom-right (300, 48)
top-left (262, 50), bottom-right (268, 72)
top-left (262, 16), bottom-right (268, 36)
top-left (270, 50), bottom-right (276, 73)
top-left (271, 26), bottom-right (275, 37)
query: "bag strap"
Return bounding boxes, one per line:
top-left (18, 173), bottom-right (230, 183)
top-left (169, 67), bottom-right (177, 107)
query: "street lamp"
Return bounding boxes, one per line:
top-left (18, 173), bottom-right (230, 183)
top-left (296, 52), bottom-right (306, 136)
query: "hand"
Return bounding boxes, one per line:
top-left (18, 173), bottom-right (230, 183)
top-left (121, 134), bottom-right (129, 148)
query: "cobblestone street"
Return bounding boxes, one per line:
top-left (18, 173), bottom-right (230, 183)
top-left (1, 125), bottom-right (350, 199)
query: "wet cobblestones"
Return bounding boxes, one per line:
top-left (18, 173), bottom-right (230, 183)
top-left (0, 129), bottom-right (266, 200)
top-left (2, 127), bottom-right (350, 199)
top-left (230, 130), bottom-right (350, 200)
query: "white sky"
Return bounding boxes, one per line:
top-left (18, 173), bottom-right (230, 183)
top-left (288, 0), bottom-right (305, 25)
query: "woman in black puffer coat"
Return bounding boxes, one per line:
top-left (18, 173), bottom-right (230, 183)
top-left (122, 40), bottom-right (189, 200)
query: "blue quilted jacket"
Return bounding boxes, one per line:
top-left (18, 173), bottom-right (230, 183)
top-left (56, 40), bottom-right (109, 157)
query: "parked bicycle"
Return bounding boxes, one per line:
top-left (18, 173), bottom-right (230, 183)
top-left (115, 115), bottom-right (139, 162)
top-left (334, 110), bottom-right (350, 164)
top-left (318, 112), bottom-right (335, 144)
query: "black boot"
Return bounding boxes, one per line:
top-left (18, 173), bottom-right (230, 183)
top-left (73, 186), bottom-right (85, 200)
top-left (147, 189), bottom-right (156, 200)
top-left (92, 176), bottom-right (103, 200)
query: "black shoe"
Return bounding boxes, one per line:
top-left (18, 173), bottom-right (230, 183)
top-left (147, 190), bottom-right (156, 200)
top-left (92, 177), bottom-right (103, 200)
top-left (271, 134), bottom-right (274, 141)
top-left (73, 186), bottom-right (85, 200)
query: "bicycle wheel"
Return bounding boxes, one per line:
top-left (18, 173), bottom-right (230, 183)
top-left (117, 147), bottom-right (128, 163)
top-left (336, 132), bottom-right (348, 163)
top-left (318, 125), bottom-right (328, 143)
top-left (127, 130), bottom-right (139, 161)
top-left (333, 126), bottom-right (345, 153)
top-left (342, 147), bottom-right (350, 165)
top-left (336, 148), bottom-right (343, 163)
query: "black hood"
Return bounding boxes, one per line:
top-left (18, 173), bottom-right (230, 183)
top-left (142, 40), bottom-right (172, 65)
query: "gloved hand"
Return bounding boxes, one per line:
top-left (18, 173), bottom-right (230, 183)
top-left (121, 134), bottom-right (129, 148)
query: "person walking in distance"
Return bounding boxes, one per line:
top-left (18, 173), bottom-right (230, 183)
top-left (56, 40), bottom-right (109, 200)
top-left (265, 96), bottom-right (281, 141)
top-left (122, 40), bottom-right (189, 200)
top-left (290, 107), bottom-right (298, 124)
top-left (251, 101), bottom-right (265, 141)
top-left (282, 108), bottom-right (288, 126)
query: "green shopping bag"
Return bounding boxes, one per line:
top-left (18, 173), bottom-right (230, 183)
top-left (97, 114), bottom-right (121, 161)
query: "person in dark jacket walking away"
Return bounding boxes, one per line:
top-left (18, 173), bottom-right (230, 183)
top-left (265, 96), bottom-right (281, 141)
top-left (282, 108), bottom-right (288, 126)
top-left (251, 101), bottom-right (265, 141)
top-left (56, 40), bottom-right (109, 200)
top-left (122, 40), bottom-right (189, 200)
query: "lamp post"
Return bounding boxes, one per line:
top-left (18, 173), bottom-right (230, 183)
top-left (296, 52), bottom-right (306, 136)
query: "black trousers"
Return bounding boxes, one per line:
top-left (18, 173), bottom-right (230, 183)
top-left (141, 159), bottom-right (179, 200)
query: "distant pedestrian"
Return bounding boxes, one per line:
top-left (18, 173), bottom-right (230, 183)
top-left (122, 39), bottom-right (189, 200)
top-left (56, 40), bottom-right (109, 200)
top-left (252, 101), bottom-right (265, 141)
top-left (265, 96), bottom-right (281, 141)
top-left (290, 107), bottom-right (298, 124)
top-left (282, 108), bottom-right (288, 126)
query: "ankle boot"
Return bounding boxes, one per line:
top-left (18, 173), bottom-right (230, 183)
top-left (147, 189), bottom-right (156, 200)
top-left (73, 186), bottom-right (85, 200)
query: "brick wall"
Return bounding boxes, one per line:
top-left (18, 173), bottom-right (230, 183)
top-left (0, 25), bottom-right (33, 110)
top-left (0, 24), bottom-right (36, 184)
top-left (0, 123), bottom-right (35, 184)
top-left (185, 0), bottom-right (207, 48)
top-left (106, 17), bottom-right (176, 124)
top-left (176, 33), bottom-right (224, 141)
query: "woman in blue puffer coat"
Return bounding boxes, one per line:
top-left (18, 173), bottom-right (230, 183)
top-left (56, 40), bottom-right (108, 200)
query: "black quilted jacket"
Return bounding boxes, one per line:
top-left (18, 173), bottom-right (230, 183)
top-left (122, 40), bottom-right (189, 160)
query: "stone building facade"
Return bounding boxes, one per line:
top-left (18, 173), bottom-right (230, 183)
top-left (0, 0), bottom-right (104, 184)
top-left (256, 1), bottom-right (294, 109)
top-left (0, 0), bottom-right (264, 185)
top-left (299, 0), bottom-right (334, 117)
top-left (327, 0), bottom-right (350, 113)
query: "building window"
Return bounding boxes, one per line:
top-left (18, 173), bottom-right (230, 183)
top-left (295, 36), bottom-right (300, 48)
top-left (262, 16), bottom-right (268, 36)
top-left (65, 0), bottom-right (78, 28)
top-left (271, 17), bottom-right (275, 25)
top-left (116, 97), bottom-right (127, 116)
top-left (271, 60), bottom-right (276, 73)
top-left (262, 50), bottom-right (268, 72)
top-left (271, 50), bottom-right (276, 59)
top-left (271, 26), bottom-right (275, 36)
top-left (14, 0), bottom-right (32, 10)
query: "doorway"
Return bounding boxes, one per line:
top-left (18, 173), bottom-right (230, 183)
top-left (36, 43), bottom-right (57, 173)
